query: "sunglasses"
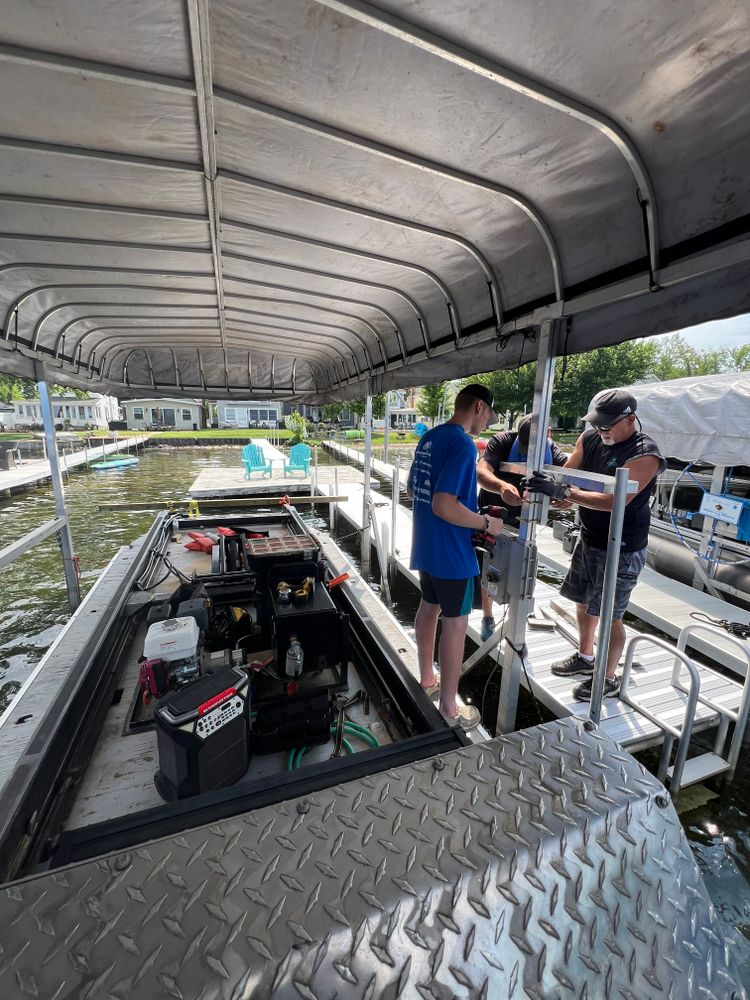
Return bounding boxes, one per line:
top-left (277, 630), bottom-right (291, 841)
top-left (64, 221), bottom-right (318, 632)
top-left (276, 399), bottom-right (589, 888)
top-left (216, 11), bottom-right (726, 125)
top-left (595, 414), bottom-right (628, 433)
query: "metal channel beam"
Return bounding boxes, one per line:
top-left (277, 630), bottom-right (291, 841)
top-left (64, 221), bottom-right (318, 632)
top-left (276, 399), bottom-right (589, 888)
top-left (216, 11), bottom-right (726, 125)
top-left (215, 89), bottom-right (564, 300)
top-left (0, 231), bottom-right (212, 259)
top-left (0, 42), bottom-right (195, 94)
top-left (315, 0), bottom-right (659, 276)
top-left (70, 321), bottom-right (220, 360)
top-left (0, 192), bottom-right (207, 225)
top-left (220, 169), bottom-right (503, 323)
top-left (0, 516), bottom-right (68, 571)
top-left (187, 0), bottom-right (227, 352)
top-left (0, 134), bottom-right (202, 176)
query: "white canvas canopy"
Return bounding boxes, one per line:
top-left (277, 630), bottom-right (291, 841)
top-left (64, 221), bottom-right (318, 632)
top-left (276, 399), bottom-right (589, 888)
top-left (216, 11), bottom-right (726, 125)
top-left (0, 1), bottom-right (749, 400)
top-left (594, 373), bottom-right (750, 466)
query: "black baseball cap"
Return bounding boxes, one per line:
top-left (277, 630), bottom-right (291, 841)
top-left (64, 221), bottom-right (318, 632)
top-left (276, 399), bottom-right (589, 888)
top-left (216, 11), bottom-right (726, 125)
top-left (456, 383), bottom-right (498, 423)
top-left (583, 389), bottom-right (638, 427)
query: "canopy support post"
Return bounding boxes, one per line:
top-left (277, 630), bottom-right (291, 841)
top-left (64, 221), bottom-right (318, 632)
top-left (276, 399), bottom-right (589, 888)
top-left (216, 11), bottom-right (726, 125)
top-left (361, 384), bottom-right (373, 573)
top-left (37, 373), bottom-right (80, 613)
top-left (494, 319), bottom-right (559, 733)
top-left (383, 391), bottom-right (390, 463)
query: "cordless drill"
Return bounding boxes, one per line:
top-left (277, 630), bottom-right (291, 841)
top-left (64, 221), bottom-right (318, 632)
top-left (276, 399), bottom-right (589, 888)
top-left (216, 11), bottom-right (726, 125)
top-left (471, 505), bottom-right (508, 556)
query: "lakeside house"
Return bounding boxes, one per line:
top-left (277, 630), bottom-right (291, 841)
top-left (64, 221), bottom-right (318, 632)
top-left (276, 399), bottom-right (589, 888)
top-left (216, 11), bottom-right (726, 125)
top-left (12, 393), bottom-right (120, 429)
top-left (122, 398), bottom-right (205, 430)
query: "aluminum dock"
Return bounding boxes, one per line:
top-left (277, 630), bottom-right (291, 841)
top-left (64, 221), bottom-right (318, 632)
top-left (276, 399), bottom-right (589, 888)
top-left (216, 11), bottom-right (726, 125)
top-left (0, 434), bottom-right (149, 495)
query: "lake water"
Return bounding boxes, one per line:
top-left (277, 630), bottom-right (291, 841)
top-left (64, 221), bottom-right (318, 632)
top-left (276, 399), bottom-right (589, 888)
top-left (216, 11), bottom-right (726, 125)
top-left (1, 443), bottom-right (748, 984)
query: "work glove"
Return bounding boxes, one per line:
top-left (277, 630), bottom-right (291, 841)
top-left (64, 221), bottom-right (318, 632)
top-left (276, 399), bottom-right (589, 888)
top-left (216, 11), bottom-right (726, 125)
top-left (526, 470), bottom-right (569, 501)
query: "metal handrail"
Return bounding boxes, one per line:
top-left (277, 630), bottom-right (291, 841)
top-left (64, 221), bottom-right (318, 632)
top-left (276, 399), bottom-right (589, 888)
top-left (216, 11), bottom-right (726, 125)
top-left (675, 622), bottom-right (750, 778)
top-left (619, 633), bottom-right (702, 794)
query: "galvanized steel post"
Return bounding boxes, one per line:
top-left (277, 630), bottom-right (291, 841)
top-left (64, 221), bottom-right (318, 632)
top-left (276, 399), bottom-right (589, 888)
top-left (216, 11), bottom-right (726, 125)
top-left (390, 453), bottom-right (400, 582)
top-left (588, 465), bottom-right (629, 724)
top-left (361, 387), bottom-right (373, 572)
top-left (37, 378), bottom-right (80, 612)
top-left (383, 391), bottom-right (390, 463)
top-left (495, 319), bottom-right (559, 733)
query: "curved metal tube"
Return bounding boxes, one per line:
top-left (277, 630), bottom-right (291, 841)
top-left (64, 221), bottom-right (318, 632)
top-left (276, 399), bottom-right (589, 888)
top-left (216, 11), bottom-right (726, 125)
top-left (228, 290), bottom-right (388, 366)
top-left (226, 322), bottom-right (353, 382)
top-left (215, 89), bottom-right (564, 301)
top-left (69, 320), bottom-right (219, 361)
top-left (314, 0), bottom-right (659, 276)
top-left (220, 169), bottom-right (503, 325)
top-left (224, 335), bottom-right (333, 391)
top-left (224, 275), bottom-right (402, 363)
top-left (223, 250), bottom-right (415, 358)
top-left (1, 266), bottom-right (214, 342)
top-left (101, 335), bottom-right (225, 382)
top-left (223, 238), bottom-right (431, 354)
top-left (225, 217), bottom-right (459, 341)
top-left (227, 304), bottom-right (373, 370)
top-left (48, 308), bottom-right (219, 358)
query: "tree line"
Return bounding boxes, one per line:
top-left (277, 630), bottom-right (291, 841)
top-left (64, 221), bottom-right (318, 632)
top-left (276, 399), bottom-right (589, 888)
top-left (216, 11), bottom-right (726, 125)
top-left (416, 333), bottom-right (750, 428)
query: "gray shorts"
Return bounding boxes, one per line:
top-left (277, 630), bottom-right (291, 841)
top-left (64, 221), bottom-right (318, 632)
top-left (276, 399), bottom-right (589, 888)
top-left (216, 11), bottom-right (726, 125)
top-left (559, 540), bottom-right (646, 619)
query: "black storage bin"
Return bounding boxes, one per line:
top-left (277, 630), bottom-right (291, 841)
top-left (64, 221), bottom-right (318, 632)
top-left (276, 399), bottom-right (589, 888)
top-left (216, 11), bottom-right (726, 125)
top-left (176, 597), bottom-right (210, 632)
top-left (253, 691), bottom-right (333, 754)
top-left (153, 667), bottom-right (250, 801)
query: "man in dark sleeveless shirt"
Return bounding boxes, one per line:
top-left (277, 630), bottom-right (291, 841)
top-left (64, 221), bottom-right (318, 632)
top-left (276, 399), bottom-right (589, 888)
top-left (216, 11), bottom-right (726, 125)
top-left (527, 390), bottom-right (665, 700)
top-left (477, 415), bottom-right (567, 640)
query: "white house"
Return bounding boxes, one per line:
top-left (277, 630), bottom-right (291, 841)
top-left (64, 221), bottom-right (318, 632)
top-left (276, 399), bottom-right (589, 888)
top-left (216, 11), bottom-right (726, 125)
top-left (216, 400), bottom-right (283, 428)
top-left (12, 393), bottom-right (120, 429)
top-left (0, 403), bottom-right (15, 428)
top-left (122, 398), bottom-right (205, 430)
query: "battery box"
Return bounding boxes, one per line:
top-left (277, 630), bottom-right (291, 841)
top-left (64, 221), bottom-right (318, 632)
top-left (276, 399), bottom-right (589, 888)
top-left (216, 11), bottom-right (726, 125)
top-left (253, 691), bottom-right (334, 754)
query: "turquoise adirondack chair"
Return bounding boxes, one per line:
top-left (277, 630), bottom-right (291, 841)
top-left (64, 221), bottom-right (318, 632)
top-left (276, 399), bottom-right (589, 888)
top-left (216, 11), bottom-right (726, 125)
top-left (283, 443), bottom-right (311, 476)
top-left (242, 442), bottom-right (272, 479)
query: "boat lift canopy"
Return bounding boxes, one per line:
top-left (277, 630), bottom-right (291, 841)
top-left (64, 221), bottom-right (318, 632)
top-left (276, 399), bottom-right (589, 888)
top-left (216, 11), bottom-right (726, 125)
top-left (0, 0), bottom-right (748, 401)
top-left (598, 372), bottom-right (750, 467)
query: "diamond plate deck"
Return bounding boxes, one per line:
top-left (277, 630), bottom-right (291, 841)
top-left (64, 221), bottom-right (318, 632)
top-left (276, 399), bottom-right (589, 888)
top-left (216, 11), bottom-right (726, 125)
top-left (0, 718), bottom-right (745, 1000)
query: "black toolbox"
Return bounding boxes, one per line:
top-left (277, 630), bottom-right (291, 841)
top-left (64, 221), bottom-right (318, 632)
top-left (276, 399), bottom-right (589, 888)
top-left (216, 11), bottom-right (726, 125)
top-left (253, 691), bottom-right (334, 754)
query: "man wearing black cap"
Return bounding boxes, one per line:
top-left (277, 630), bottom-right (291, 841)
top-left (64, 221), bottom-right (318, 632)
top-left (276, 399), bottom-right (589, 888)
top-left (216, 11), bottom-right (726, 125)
top-left (527, 389), bottom-right (665, 700)
top-left (407, 383), bottom-right (505, 729)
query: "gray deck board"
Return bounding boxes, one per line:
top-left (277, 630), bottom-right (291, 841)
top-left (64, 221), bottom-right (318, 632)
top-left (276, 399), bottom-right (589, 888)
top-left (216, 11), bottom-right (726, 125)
top-left (319, 476), bottom-right (747, 755)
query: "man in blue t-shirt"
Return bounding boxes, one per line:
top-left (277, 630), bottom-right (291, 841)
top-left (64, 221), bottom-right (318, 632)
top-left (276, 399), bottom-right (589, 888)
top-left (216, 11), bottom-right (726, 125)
top-left (407, 384), bottom-right (505, 729)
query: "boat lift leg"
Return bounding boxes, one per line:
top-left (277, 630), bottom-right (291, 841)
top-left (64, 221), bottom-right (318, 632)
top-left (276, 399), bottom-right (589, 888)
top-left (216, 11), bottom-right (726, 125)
top-left (494, 319), bottom-right (559, 734)
top-left (37, 371), bottom-right (80, 612)
top-left (361, 386), bottom-right (373, 573)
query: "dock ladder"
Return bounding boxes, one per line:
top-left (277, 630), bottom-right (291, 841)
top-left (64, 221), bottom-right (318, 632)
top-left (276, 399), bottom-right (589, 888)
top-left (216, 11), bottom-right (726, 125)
top-left (619, 624), bottom-right (750, 799)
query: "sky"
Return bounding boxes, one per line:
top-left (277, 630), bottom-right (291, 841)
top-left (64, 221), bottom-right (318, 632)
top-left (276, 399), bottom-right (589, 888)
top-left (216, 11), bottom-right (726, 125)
top-left (651, 314), bottom-right (750, 351)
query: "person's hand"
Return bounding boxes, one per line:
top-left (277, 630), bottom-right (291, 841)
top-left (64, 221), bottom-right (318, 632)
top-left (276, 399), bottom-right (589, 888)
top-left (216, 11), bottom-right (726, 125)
top-left (500, 483), bottom-right (522, 506)
top-left (486, 515), bottom-right (505, 536)
top-left (526, 470), bottom-right (569, 501)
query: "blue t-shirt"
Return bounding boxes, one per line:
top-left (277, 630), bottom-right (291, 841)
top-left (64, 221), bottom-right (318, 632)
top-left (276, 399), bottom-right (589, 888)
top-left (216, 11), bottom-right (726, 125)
top-left (407, 423), bottom-right (479, 579)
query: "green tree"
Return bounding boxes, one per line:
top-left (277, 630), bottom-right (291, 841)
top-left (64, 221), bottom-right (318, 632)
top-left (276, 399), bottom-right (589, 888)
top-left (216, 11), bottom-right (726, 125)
top-left (322, 402), bottom-right (344, 421)
top-left (552, 340), bottom-right (657, 427)
top-left (346, 394), bottom-right (385, 424)
top-left (416, 384), bottom-right (447, 425)
top-left (461, 367), bottom-right (536, 429)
